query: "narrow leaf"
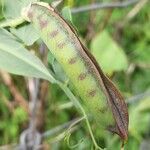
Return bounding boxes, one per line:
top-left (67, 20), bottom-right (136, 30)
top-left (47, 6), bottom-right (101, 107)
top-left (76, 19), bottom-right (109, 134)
top-left (10, 24), bottom-right (40, 46)
top-left (0, 28), bottom-right (55, 82)
top-left (4, 0), bottom-right (37, 19)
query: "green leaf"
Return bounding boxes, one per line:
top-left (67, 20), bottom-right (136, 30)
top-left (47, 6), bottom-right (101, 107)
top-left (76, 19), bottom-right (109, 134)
top-left (52, 60), bottom-right (68, 82)
top-left (90, 30), bottom-right (128, 75)
top-left (10, 24), bottom-right (40, 46)
top-left (129, 97), bottom-right (150, 140)
top-left (61, 6), bottom-right (79, 35)
top-left (4, 0), bottom-right (37, 19)
top-left (48, 52), bottom-right (68, 82)
top-left (131, 70), bottom-right (150, 93)
top-left (13, 107), bottom-right (27, 123)
top-left (0, 17), bottom-right (24, 28)
top-left (131, 39), bottom-right (150, 64)
top-left (48, 51), bottom-right (55, 65)
top-left (0, 28), bottom-right (55, 82)
top-left (4, 0), bottom-right (22, 19)
top-left (61, 6), bottom-right (72, 22)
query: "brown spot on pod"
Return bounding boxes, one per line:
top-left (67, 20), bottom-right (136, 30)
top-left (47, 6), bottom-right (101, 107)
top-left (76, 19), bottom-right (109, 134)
top-left (38, 15), bottom-right (48, 29)
top-left (68, 57), bottom-right (77, 64)
top-left (39, 19), bottom-right (48, 29)
top-left (98, 107), bottom-right (107, 114)
top-left (88, 89), bottom-right (97, 97)
top-left (49, 30), bottom-right (59, 38)
top-left (57, 41), bottom-right (66, 49)
top-left (78, 73), bottom-right (87, 80)
top-left (28, 10), bottom-right (33, 20)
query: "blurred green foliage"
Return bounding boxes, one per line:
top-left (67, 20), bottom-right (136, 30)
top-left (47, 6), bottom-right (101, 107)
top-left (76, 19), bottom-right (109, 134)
top-left (0, 0), bottom-right (149, 149)
top-left (91, 30), bottom-right (128, 75)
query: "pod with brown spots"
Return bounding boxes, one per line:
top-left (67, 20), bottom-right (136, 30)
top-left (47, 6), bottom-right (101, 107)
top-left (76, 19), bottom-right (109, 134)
top-left (23, 2), bottom-right (129, 141)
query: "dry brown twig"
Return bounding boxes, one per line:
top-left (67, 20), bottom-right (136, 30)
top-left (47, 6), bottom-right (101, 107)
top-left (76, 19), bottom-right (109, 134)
top-left (37, 80), bottom-right (49, 132)
top-left (0, 70), bottom-right (29, 113)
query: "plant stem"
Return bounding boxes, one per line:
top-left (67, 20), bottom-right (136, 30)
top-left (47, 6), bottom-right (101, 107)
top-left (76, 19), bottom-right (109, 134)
top-left (71, 0), bottom-right (139, 13)
top-left (42, 117), bottom-right (82, 138)
top-left (57, 81), bottom-right (103, 149)
top-left (80, 103), bottom-right (103, 150)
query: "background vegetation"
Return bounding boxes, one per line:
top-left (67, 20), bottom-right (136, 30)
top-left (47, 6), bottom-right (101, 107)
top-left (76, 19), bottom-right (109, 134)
top-left (0, 0), bottom-right (149, 149)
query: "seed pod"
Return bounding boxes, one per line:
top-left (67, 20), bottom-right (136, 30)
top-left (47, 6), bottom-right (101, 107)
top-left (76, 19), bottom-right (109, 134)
top-left (23, 2), bottom-right (128, 141)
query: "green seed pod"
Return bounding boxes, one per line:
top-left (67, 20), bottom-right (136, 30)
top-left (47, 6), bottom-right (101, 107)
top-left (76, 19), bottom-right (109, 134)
top-left (23, 2), bottom-right (128, 141)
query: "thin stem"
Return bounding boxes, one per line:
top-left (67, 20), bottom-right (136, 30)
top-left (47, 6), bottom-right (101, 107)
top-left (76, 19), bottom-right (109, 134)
top-left (57, 81), bottom-right (103, 149)
top-left (42, 117), bottom-right (82, 138)
top-left (28, 78), bottom-right (40, 131)
top-left (127, 90), bottom-right (150, 104)
top-left (80, 104), bottom-right (103, 150)
top-left (71, 0), bottom-right (139, 13)
top-left (67, 116), bottom-right (85, 131)
top-left (65, 116), bottom-right (85, 148)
